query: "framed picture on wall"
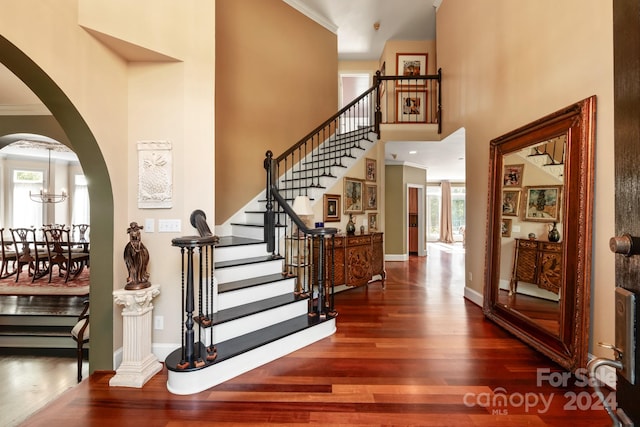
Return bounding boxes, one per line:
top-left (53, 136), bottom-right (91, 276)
top-left (365, 184), bottom-right (377, 210)
top-left (503, 164), bottom-right (524, 188)
top-left (396, 53), bottom-right (428, 87)
top-left (396, 90), bottom-right (427, 123)
top-left (501, 218), bottom-right (512, 238)
top-left (368, 213), bottom-right (378, 232)
top-left (502, 189), bottom-right (521, 217)
top-left (524, 185), bottom-right (562, 222)
top-left (323, 194), bottom-right (341, 223)
top-left (344, 177), bottom-right (364, 214)
top-left (366, 158), bottom-right (377, 182)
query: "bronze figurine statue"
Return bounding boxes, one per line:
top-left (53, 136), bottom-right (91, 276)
top-left (124, 221), bottom-right (150, 290)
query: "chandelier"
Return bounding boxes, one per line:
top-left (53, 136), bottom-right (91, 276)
top-left (30, 148), bottom-right (67, 203)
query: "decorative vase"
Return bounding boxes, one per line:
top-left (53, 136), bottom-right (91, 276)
top-left (548, 222), bottom-right (561, 242)
top-left (346, 214), bottom-right (356, 235)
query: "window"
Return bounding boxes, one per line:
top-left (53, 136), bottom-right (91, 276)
top-left (71, 174), bottom-right (90, 226)
top-left (451, 186), bottom-right (466, 240)
top-left (339, 73), bottom-right (371, 133)
top-left (427, 183), bottom-right (466, 242)
top-left (13, 169), bottom-right (44, 228)
top-left (427, 185), bottom-right (441, 241)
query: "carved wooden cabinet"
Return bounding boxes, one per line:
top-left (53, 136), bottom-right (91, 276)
top-left (510, 238), bottom-right (562, 295)
top-left (314, 232), bottom-right (385, 288)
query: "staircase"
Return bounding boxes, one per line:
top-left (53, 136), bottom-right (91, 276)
top-left (166, 83), bottom-right (382, 395)
top-left (0, 295), bottom-right (86, 353)
top-left (166, 129), bottom-right (376, 395)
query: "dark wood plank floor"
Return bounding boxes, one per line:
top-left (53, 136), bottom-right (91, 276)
top-left (19, 245), bottom-right (612, 426)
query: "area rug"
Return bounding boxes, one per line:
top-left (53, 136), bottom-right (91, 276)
top-left (0, 268), bottom-right (90, 296)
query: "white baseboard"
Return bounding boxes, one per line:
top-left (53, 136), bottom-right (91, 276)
top-left (464, 286), bottom-right (483, 307)
top-left (385, 254), bottom-right (408, 262)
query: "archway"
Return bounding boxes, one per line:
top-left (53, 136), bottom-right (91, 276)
top-left (0, 35), bottom-right (114, 373)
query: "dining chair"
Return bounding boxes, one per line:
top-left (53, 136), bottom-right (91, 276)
top-left (71, 224), bottom-right (90, 253)
top-left (10, 227), bottom-right (49, 283)
top-left (0, 228), bottom-right (17, 279)
top-left (71, 299), bottom-right (89, 382)
top-left (43, 227), bottom-right (90, 283)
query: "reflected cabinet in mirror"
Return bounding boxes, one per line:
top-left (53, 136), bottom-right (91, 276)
top-left (484, 96), bottom-right (596, 371)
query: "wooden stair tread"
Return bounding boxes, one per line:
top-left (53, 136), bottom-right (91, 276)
top-left (0, 325), bottom-right (72, 337)
top-left (218, 272), bottom-right (291, 293)
top-left (215, 236), bottom-right (264, 248)
top-left (215, 255), bottom-right (283, 269)
top-left (166, 313), bottom-right (331, 372)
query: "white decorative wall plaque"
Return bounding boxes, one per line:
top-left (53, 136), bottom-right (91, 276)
top-left (137, 141), bottom-right (173, 209)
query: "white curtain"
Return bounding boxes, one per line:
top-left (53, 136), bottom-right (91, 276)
top-left (13, 181), bottom-right (43, 228)
top-left (439, 180), bottom-right (454, 243)
top-left (71, 176), bottom-right (90, 226)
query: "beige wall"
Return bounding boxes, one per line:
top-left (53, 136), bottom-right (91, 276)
top-left (215, 0), bottom-right (338, 224)
top-left (437, 0), bottom-right (615, 358)
top-left (0, 0), bottom-right (216, 371)
top-left (384, 163), bottom-right (426, 256)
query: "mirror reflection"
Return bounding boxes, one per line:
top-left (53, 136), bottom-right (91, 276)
top-left (484, 96), bottom-right (596, 371)
top-left (497, 136), bottom-right (566, 336)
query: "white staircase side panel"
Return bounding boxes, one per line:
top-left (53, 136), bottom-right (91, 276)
top-left (217, 277), bottom-right (295, 310)
top-left (166, 318), bottom-right (336, 395)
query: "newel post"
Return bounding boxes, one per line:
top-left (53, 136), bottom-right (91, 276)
top-left (264, 150), bottom-right (276, 254)
top-left (374, 70), bottom-right (382, 138)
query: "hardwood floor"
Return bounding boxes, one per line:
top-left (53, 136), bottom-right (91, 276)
top-left (16, 245), bottom-right (612, 426)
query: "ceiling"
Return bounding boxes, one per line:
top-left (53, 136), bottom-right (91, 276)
top-left (287, 0), bottom-right (465, 182)
top-left (0, 0), bottom-right (464, 181)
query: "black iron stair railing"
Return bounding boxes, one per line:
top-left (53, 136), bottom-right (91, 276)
top-left (263, 68), bottom-right (442, 318)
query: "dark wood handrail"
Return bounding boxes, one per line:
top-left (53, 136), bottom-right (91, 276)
top-left (276, 85), bottom-right (378, 163)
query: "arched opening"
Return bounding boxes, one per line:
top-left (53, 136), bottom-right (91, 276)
top-left (0, 35), bottom-right (114, 373)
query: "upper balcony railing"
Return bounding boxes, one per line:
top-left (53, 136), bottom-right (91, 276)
top-left (375, 68), bottom-right (442, 134)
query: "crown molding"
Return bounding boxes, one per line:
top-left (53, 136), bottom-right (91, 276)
top-left (282, 0), bottom-right (338, 34)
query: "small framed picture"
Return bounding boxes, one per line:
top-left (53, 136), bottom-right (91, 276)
top-left (368, 213), bottom-right (378, 232)
top-left (344, 177), bottom-right (364, 214)
top-left (366, 158), bottom-right (377, 182)
top-left (323, 194), bottom-right (341, 223)
top-left (365, 184), bottom-right (377, 210)
top-left (524, 185), bottom-right (562, 222)
top-left (501, 218), bottom-right (512, 238)
top-left (396, 53), bottom-right (428, 87)
top-left (397, 90), bottom-right (427, 123)
top-left (503, 164), bottom-right (524, 188)
top-left (502, 189), bottom-right (521, 217)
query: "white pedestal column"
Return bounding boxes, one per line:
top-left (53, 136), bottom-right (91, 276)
top-left (110, 284), bottom-right (162, 388)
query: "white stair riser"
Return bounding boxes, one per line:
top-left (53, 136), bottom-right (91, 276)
top-left (215, 259), bottom-right (283, 284)
top-left (244, 212), bottom-right (265, 225)
top-left (167, 318), bottom-right (336, 395)
top-left (217, 278), bottom-right (295, 310)
top-left (215, 243), bottom-right (268, 263)
top-left (230, 224), bottom-right (264, 240)
top-left (202, 300), bottom-right (309, 345)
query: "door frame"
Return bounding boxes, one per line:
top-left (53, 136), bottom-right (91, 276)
top-left (407, 183), bottom-right (426, 256)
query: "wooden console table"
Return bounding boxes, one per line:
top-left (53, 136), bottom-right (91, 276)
top-left (314, 232), bottom-right (385, 289)
top-left (510, 238), bottom-right (562, 295)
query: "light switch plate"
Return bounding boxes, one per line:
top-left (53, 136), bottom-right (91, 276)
top-left (158, 219), bottom-right (181, 233)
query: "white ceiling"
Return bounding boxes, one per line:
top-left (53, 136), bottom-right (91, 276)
top-left (0, 1), bottom-right (464, 181)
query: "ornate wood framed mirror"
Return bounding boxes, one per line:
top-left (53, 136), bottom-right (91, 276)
top-left (483, 96), bottom-right (596, 371)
